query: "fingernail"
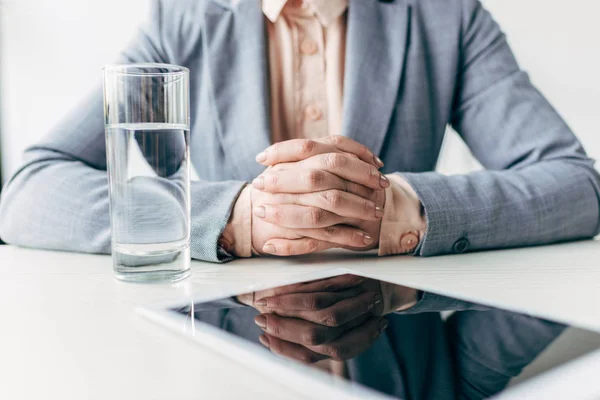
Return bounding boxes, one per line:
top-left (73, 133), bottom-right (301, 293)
top-left (380, 175), bottom-right (390, 188)
top-left (363, 234), bottom-right (374, 246)
top-left (375, 206), bottom-right (384, 218)
top-left (254, 314), bottom-right (267, 329)
top-left (259, 335), bottom-right (270, 349)
top-left (374, 156), bottom-right (384, 168)
top-left (255, 298), bottom-right (267, 307)
top-left (263, 244), bottom-right (276, 254)
top-left (379, 319), bottom-right (389, 334)
top-left (252, 177), bottom-right (265, 190)
top-left (256, 152), bottom-right (267, 163)
top-left (253, 206), bottom-right (266, 218)
top-left (373, 293), bottom-right (382, 306)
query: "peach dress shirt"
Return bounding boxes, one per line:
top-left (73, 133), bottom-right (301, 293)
top-left (227, 0), bottom-right (426, 260)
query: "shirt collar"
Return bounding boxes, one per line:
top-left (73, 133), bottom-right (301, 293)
top-left (262, 0), bottom-right (348, 27)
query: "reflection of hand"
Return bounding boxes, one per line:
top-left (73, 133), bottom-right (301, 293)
top-left (251, 137), bottom-right (387, 256)
top-left (237, 275), bottom-right (388, 363)
top-left (258, 315), bottom-right (387, 364)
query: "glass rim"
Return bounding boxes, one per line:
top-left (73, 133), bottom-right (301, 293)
top-left (103, 63), bottom-right (189, 77)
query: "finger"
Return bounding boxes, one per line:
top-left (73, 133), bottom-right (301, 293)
top-left (261, 238), bottom-right (337, 256)
top-left (298, 153), bottom-right (390, 190)
top-left (255, 312), bottom-right (372, 346)
top-left (256, 137), bottom-right (382, 168)
top-left (288, 291), bottom-right (382, 327)
top-left (263, 274), bottom-right (366, 297)
top-left (253, 169), bottom-right (376, 199)
top-left (255, 204), bottom-right (343, 229)
top-left (254, 314), bottom-right (339, 346)
top-left (262, 190), bottom-right (383, 221)
top-left (259, 334), bottom-right (329, 364)
top-left (309, 317), bottom-right (389, 361)
top-left (297, 225), bottom-right (375, 248)
top-left (320, 136), bottom-right (384, 167)
top-left (257, 287), bottom-right (365, 311)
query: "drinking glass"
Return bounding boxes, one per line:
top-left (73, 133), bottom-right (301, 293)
top-left (103, 64), bottom-right (191, 282)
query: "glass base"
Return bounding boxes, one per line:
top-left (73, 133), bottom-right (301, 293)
top-left (113, 243), bottom-right (190, 283)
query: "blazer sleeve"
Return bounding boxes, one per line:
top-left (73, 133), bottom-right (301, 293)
top-left (398, 0), bottom-right (600, 257)
top-left (446, 309), bottom-right (566, 399)
top-left (0, 0), bottom-right (244, 263)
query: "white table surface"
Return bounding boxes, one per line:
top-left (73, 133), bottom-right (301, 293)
top-left (1, 240), bottom-right (599, 400)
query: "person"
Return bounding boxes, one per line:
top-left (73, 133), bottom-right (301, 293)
top-left (1, 0), bottom-right (598, 261)
top-left (0, 0), bottom-right (593, 397)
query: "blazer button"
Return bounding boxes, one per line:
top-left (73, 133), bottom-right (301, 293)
top-left (453, 238), bottom-right (469, 254)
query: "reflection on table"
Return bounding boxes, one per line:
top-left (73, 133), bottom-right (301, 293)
top-left (175, 274), bottom-right (572, 400)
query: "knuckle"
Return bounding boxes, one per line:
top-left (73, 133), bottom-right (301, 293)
top-left (270, 207), bottom-right (282, 223)
top-left (265, 174), bottom-right (279, 189)
top-left (267, 297), bottom-right (282, 309)
top-left (320, 312), bottom-right (341, 327)
top-left (308, 209), bottom-right (328, 225)
top-left (329, 345), bottom-right (350, 361)
top-left (305, 239), bottom-right (320, 253)
top-left (319, 190), bottom-right (342, 208)
top-left (305, 170), bottom-right (325, 187)
top-left (267, 318), bottom-right (281, 336)
top-left (313, 296), bottom-right (327, 310)
top-left (327, 135), bottom-right (344, 146)
top-left (324, 153), bottom-right (345, 169)
top-left (299, 140), bottom-right (317, 155)
top-left (303, 330), bottom-right (324, 346)
top-left (322, 226), bottom-right (339, 238)
top-left (280, 242), bottom-right (293, 255)
top-left (304, 296), bottom-right (322, 310)
top-left (357, 144), bottom-right (370, 158)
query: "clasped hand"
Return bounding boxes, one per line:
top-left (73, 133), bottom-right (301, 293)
top-left (251, 136), bottom-right (388, 256)
top-left (237, 275), bottom-right (387, 363)
top-left (236, 275), bottom-right (418, 363)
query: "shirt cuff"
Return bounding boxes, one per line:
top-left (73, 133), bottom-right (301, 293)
top-left (379, 281), bottom-right (419, 314)
top-left (220, 185), bottom-right (253, 258)
top-left (378, 174), bottom-right (427, 256)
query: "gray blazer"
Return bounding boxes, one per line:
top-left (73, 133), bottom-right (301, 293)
top-left (1, 0), bottom-right (598, 259)
top-left (0, 0), bottom-right (585, 397)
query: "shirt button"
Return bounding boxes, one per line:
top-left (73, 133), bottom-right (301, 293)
top-left (304, 105), bottom-right (322, 121)
top-left (400, 232), bottom-right (419, 252)
top-left (453, 238), bottom-right (470, 254)
top-left (300, 40), bottom-right (318, 55)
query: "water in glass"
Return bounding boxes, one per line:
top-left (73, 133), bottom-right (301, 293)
top-left (106, 122), bottom-right (191, 282)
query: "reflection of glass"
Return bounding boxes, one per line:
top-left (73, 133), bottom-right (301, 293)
top-left (103, 64), bottom-right (191, 282)
top-left (170, 274), bottom-right (586, 399)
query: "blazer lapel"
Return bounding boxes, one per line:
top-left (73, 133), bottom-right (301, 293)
top-left (342, 0), bottom-right (411, 157)
top-left (204, 0), bottom-right (271, 181)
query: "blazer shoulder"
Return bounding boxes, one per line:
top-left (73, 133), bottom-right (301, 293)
top-left (409, 0), bottom-right (477, 20)
top-left (158, 0), bottom-right (209, 22)
top-left (409, 0), bottom-right (487, 35)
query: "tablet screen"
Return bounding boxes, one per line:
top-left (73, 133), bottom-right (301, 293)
top-left (164, 274), bottom-right (600, 399)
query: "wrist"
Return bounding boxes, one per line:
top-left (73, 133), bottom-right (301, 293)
top-left (380, 281), bottom-right (419, 314)
top-left (378, 174), bottom-right (427, 256)
top-left (220, 185), bottom-right (253, 258)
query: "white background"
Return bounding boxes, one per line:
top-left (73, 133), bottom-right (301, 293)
top-left (1, 0), bottom-right (600, 384)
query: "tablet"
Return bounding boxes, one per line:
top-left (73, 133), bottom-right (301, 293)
top-left (138, 269), bottom-right (600, 400)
